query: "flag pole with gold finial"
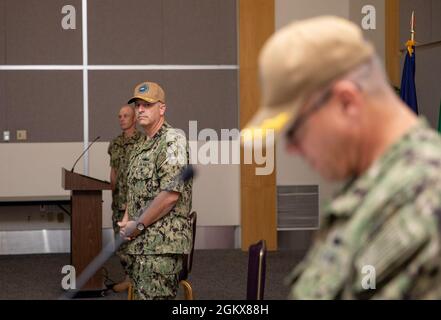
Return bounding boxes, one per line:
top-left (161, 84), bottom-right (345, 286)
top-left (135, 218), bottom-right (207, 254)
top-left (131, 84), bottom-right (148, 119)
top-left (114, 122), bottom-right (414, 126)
top-left (407, 11), bottom-right (416, 56)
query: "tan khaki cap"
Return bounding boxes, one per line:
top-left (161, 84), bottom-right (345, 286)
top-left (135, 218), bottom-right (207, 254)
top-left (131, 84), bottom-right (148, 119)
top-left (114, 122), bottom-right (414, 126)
top-left (244, 16), bottom-right (375, 135)
top-left (128, 81), bottom-right (166, 104)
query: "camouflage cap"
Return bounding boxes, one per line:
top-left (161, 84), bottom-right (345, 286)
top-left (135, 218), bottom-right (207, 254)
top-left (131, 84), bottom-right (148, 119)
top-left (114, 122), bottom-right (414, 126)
top-left (128, 81), bottom-right (166, 104)
top-left (244, 16), bottom-right (375, 136)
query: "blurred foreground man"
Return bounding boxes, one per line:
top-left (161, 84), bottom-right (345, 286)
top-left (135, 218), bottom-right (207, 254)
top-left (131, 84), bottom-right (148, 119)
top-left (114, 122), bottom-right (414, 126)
top-left (245, 16), bottom-right (441, 299)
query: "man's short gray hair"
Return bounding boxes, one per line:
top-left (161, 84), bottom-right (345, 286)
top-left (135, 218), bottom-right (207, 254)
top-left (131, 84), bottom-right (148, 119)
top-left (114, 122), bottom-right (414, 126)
top-left (342, 55), bottom-right (390, 95)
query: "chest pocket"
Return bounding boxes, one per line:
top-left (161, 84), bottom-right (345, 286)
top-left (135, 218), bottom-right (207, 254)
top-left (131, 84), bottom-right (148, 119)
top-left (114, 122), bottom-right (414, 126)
top-left (110, 148), bottom-right (121, 168)
top-left (130, 152), bottom-right (152, 179)
top-left (131, 152), bottom-right (161, 195)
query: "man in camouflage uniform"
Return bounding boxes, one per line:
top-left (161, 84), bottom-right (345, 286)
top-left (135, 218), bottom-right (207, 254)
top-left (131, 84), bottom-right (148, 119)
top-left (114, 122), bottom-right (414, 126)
top-left (119, 81), bottom-right (192, 300)
top-left (108, 105), bottom-right (143, 231)
top-left (244, 16), bottom-right (441, 299)
top-left (108, 105), bottom-right (143, 292)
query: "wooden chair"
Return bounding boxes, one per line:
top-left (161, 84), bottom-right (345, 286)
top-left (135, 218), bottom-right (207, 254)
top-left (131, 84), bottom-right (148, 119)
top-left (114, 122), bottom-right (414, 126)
top-left (179, 211), bottom-right (197, 299)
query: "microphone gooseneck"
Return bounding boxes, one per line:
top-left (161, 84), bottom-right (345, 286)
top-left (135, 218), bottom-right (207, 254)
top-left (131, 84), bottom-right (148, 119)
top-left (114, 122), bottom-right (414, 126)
top-left (70, 136), bottom-right (101, 172)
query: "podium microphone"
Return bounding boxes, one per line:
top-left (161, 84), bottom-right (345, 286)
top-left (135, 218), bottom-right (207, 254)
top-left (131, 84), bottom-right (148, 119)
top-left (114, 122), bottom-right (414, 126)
top-left (71, 136), bottom-right (101, 172)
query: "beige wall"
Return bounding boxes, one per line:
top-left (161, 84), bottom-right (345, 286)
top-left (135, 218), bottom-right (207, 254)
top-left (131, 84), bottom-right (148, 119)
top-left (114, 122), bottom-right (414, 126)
top-left (276, 0), bottom-right (350, 29)
top-left (0, 143), bottom-right (85, 197)
top-left (0, 143), bottom-right (113, 227)
top-left (275, 0), bottom-right (388, 213)
top-left (275, 0), bottom-right (352, 211)
top-left (0, 142), bottom-right (240, 229)
top-left (192, 162), bottom-right (240, 226)
top-left (276, 0), bottom-right (386, 66)
top-left (349, 0), bottom-right (386, 64)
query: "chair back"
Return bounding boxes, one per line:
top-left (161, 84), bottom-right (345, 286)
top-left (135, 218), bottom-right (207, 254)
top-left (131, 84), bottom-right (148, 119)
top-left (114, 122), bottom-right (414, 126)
top-left (246, 239), bottom-right (267, 300)
top-left (179, 211), bottom-right (197, 281)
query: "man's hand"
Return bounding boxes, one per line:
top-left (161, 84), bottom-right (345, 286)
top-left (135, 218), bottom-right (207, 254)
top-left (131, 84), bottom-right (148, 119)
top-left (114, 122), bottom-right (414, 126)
top-left (119, 213), bottom-right (129, 226)
top-left (118, 220), bottom-right (141, 241)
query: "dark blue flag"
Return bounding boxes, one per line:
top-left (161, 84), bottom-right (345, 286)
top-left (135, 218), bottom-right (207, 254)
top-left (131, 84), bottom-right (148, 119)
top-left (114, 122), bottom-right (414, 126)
top-left (400, 46), bottom-right (418, 114)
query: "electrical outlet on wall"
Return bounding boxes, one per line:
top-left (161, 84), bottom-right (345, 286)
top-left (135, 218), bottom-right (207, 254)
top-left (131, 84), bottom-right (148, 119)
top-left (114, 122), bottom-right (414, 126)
top-left (3, 131), bottom-right (10, 141)
top-left (17, 130), bottom-right (27, 141)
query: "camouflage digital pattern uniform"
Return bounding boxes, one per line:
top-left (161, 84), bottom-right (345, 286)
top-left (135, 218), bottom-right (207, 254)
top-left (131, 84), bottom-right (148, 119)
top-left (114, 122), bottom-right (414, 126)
top-left (107, 130), bottom-right (143, 232)
top-left (287, 119), bottom-right (441, 299)
top-left (125, 122), bottom-right (192, 300)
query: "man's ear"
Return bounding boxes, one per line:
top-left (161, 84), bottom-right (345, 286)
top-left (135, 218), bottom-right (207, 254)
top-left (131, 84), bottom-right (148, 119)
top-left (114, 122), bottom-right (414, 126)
top-left (159, 103), bottom-right (166, 116)
top-left (334, 80), bottom-right (362, 117)
top-left (131, 109), bottom-right (137, 122)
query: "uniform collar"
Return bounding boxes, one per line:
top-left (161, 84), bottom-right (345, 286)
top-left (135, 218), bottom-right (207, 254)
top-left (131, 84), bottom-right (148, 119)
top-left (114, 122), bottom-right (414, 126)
top-left (136, 121), bottom-right (171, 152)
top-left (146, 121), bottom-right (171, 142)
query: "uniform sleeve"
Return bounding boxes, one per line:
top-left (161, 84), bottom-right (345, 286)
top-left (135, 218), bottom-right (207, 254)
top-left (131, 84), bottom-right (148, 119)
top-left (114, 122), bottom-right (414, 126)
top-left (108, 141), bottom-right (119, 168)
top-left (157, 130), bottom-right (189, 194)
top-left (352, 206), bottom-right (430, 297)
top-left (352, 182), bottom-right (441, 299)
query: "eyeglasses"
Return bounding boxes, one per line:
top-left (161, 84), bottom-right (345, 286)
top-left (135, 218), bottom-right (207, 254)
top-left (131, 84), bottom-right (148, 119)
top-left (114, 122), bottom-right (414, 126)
top-left (285, 89), bottom-right (333, 146)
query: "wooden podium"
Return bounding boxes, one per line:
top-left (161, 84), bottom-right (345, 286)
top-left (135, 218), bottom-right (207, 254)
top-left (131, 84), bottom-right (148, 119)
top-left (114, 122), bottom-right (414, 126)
top-left (62, 168), bottom-right (111, 295)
